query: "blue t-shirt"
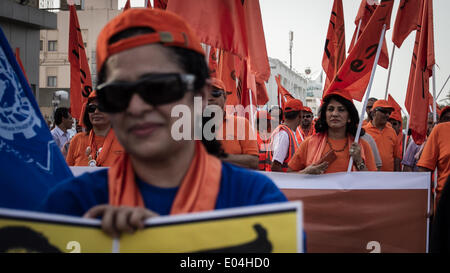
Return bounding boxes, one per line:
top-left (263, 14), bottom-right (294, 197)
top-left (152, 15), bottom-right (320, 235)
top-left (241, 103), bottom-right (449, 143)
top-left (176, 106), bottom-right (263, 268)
top-left (40, 162), bottom-right (287, 217)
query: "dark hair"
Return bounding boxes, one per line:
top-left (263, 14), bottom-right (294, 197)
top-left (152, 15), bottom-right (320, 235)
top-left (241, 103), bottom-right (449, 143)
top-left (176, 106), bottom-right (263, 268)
top-left (82, 103), bottom-right (93, 135)
top-left (315, 94), bottom-right (360, 137)
top-left (97, 27), bottom-right (225, 156)
top-left (284, 111), bottom-right (300, 120)
top-left (0, 226), bottom-right (61, 253)
top-left (54, 107), bottom-right (70, 125)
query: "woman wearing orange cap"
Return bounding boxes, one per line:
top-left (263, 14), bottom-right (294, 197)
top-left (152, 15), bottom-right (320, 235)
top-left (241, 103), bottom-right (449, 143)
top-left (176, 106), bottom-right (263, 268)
top-left (65, 92), bottom-right (124, 167)
top-left (288, 92), bottom-right (376, 174)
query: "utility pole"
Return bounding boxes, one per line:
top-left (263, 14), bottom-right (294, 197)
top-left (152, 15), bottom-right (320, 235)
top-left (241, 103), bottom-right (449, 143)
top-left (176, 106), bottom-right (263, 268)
top-left (289, 31), bottom-right (293, 70)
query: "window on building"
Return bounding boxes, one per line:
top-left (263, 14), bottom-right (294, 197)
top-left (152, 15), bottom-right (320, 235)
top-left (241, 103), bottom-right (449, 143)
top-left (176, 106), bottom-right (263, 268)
top-left (40, 40), bottom-right (43, 51)
top-left (48, 40), bottom-right (57, 51)
top-left (47, 76), bottom-right (57, 87)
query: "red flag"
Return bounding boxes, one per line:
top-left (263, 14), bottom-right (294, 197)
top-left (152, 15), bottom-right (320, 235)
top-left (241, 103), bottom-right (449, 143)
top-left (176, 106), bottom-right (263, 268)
top-left (256, 79), bottom-right (269, 106)
top-left (322, 0), bottom-right (346, 93)
top-left (392, 0), bottom-right (422, 48)
top-left (388, 94), bottom-right (403, 126)
top-left (167, 0), bottom-right (270, 82)
top-left (275, 74), bottom-right (295, 109)
top-left (14, 48), bottom-right (29, 84)
top-left (348, 0), bottom-right (390, 69)
top-left (123, 0), bottom-right (131, 11)
top-left (154, 0), bottom-right (168, 9)
top-left (208, 46), bottom-right (218, 78)
top-left (217, 49), bottom-right (240, 106)
top-left (404, 0), bottom-right (435, 144)
top-left (146, 0), bottom-right (153, 8)
top-left (324, 0), bottom-right (394, 101)
top-left (68, 4), bottom-right (93, 120)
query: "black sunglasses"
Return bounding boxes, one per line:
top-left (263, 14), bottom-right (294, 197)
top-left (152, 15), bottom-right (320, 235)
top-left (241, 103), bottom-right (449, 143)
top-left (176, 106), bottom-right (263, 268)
top-left (211, 89), bottom-right (224, 98)
top-left (375, 107), bottom-right (392, 115)
top-left (96, 73), bottom-right (196, 113)
top-left (87, 104), bottom-right (99, 113)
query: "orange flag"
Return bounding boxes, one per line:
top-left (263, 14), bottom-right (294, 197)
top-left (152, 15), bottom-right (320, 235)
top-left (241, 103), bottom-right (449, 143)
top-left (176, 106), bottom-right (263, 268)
top-left (123, 0), bottom-right (131, 11)
top-left (324, 0), bottom-right (394, 101)
top-left (208, 46), bottom-right (218, 78)
top-left (154, 0), bottom-right (168, 9)
top-left (256, 79), bottom-right (269, 106)
top-left (348, 0), bottom-right (390, 69)
top-left (388, 94), bottom-right (403, 125)
top-left (404, 0), bottom-right (435, 144)
top-left (217, 49), bottom-right (240, 106)
top-left (275, 74), bottom-right (295, 108)
top-left (167, 0), bottom-right (270, 83)
top-left (322, 0), bottom-right (346, 93)
top-left (14, 48), bottom-right (29, 84)
top-left (392, 0), bottom-right (422, 48)
top-left (68, 4), bottom-right (93, 120)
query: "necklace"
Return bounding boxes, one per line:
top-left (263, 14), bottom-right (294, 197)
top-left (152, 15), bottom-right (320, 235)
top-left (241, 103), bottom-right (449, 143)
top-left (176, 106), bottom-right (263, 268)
top-left (327, 138), bottom-right (348, 153)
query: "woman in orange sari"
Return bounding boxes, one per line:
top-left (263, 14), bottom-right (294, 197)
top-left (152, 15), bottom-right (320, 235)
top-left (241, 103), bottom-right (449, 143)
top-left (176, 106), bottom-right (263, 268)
top-left (66, 92), bottom-right (124, 167)
top-left (288, 92), bottom-right (376, 174)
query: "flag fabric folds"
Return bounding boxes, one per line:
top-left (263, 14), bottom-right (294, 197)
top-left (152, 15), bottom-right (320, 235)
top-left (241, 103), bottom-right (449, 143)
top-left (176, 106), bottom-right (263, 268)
top-left (154, 0), bottom-right (168, 9)
top-left (123, 0), bottom-right (131, 11)
top-left (404, 0), bottom-right (435, 145)
top-left (68, 4), bottom-right (93, 120)
top-left (392, 0), bottom-right (422, 48)
top-left (322, 0), bottom-right (346, 93)
top-left (324, 0), bottom-right (394, 101)
top-left (348, 0), bottom-right (390, 69)
top-left (0, 27), bottom-right (73, 211)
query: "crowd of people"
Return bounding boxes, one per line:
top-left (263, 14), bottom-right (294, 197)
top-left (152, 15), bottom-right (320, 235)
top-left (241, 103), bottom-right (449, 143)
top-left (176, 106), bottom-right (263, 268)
top-left (43, 8), bottom-right (450, 251)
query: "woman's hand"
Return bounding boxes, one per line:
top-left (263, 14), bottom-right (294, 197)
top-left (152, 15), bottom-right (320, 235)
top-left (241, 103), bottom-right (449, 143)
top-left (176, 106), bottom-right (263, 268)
top-left (83, 205), bottom-right (158, 237)
top-left (349, 142), bottom-right (363, 163)
top-left (300, 161), bottom-right (329, 175)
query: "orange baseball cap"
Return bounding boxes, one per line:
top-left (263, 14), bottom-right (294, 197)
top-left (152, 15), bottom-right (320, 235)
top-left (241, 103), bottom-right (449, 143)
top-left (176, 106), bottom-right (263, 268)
top-left (389, 110), bottom-right (402, 122)
top-left (284, 99), bottom-right (303, 113)
top-left (96, 8), bottom-right (205, 75)
top-left (211, 78), bottom-right (226, 91)
top-left (302, 106), bottom-right (313, 113)
top-left (323, 89), bottom-right (353, 103)
top-left (256, 110), bottom-right (272, 120)
top-left (372, 99), bottom-right (394, 111)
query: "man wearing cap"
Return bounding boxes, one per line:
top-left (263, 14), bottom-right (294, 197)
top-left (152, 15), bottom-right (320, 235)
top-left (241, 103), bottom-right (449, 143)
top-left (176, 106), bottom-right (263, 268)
top-left (206, 78), bottom-right (259, 169)
top-left (388, 109), bottom-right (404, 159)
top-left (255, 110), bottom-right (272, 171)
top-left (271, 99), bottom-right (303, 172)
top-left (363, 99), bottom-right (402, 172)
top-left (295, 106), bottom-right (314, 144)
top-left (40, 8), bottom-right (286, 237)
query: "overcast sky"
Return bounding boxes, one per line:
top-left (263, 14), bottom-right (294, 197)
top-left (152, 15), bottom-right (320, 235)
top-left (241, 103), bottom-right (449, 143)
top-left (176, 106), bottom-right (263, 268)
top-left (118, 0), bottom-right (450, 113)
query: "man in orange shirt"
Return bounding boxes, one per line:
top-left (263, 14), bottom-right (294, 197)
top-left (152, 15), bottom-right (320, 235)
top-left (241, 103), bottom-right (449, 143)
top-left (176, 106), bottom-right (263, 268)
top-left (271, 99), bottom-right (303, 172)
top-left (418, 109), bottom-right (450, 203)
top-left (295, 106), bottom-right (314, 144)
top-left (388, 110), bottom-right (404, 159)
top-left (362, 97), bottom-right (377, 127)
top-left (206, 78), bottom-right (259, 169)
top-left (363, 100), bottom-right (402, 171)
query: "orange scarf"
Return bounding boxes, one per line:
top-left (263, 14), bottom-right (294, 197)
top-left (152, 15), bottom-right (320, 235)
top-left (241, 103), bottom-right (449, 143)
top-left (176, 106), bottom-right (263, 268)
top-left (108, 141), bottom-right (222, 214)
top-left (88, 128), bottom-right (116, 166)
top-left (306, 133), bottom-right (366, 171)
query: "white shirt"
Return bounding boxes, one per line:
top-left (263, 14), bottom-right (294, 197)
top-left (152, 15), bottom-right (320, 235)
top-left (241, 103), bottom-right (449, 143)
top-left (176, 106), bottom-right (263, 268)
top-left (51, 126), bottom-right (70, 150)
top-left (272, 130), bottom-right (290, 163)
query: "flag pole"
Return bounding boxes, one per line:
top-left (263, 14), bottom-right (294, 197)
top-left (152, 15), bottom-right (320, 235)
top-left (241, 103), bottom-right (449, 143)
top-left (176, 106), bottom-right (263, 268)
top-left (347, 24), bottom-right (387, 172)
top-left (384, 44), bottom-right (396, 99)
top-left (437, 74), bottom-right (450, 100)
top-left (354, 19), bottom-right (362, 47)
top-left (432, 65), bottom-right (438, 209)
top-left (249, 89), bottom-right (255, 129)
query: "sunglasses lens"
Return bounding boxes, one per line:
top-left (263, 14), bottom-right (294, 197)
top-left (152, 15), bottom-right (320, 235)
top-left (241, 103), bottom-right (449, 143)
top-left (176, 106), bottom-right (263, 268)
top-left (97, 84), bottom-right (132, 113)
top-left (87, 104), bottom-right (97, 113)
top-left (211, 89), bottom-right (223, 98)
top-left (139, 75), bottom-right (185, 105)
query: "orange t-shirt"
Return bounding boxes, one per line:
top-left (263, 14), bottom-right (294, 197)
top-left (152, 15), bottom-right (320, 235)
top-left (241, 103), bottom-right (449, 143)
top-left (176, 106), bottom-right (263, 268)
top-left (217, 115), bottom-right (259, 156)
top-left (288, 136), bottom-right (376, 173)
top-left (363, 122), bottom-right (402, 171)
top-left (417, 122), bottom-right (450, 193)
top-left (66, 131), bottom-right (124, 166)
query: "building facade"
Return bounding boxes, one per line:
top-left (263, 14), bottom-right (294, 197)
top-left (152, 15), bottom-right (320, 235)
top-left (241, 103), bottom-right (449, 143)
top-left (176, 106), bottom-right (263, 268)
top-left (39, 0), bottom-right (119, 120)
top-left (265, 57), bottom-right (323, 116)
top-left (0, 0), bottom-right (57, 121)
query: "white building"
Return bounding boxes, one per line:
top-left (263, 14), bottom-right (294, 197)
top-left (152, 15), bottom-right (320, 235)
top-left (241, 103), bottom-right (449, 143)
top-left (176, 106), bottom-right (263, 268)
top-left (265, 57), bottom-right (323, 116)
top-left (39, 0), bottom-right (120, 119)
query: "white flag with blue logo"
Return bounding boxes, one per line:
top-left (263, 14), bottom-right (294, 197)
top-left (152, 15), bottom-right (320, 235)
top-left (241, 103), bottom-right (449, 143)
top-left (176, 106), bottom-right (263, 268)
top-left (0, 27), bottom-right (73, 211)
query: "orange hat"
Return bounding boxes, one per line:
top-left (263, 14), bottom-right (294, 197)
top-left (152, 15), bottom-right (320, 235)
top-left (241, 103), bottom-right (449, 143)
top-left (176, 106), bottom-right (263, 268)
top-left (323, 89), bottom-right (353, 103)
top-left (96, 8), bottom-right (205, 74)
top-left (389, 110), bottom-right (402, 122)
top-left (256, 110), bottom-right (272, 120)
top-left (284, 99), bottom-right (303, 113)
top-left (79, 90), bottom-right (98, 128)
top-left (211, 78), bottom-right (226, 91)
top-left (302, 106), bottom-right (313, 113)
top-left (372, 99), bottom-right (394, 111)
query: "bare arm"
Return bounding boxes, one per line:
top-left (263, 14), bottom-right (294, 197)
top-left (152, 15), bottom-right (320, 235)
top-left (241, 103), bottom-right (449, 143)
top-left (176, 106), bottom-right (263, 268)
top-left (222, 154), bottom-right (259, 169)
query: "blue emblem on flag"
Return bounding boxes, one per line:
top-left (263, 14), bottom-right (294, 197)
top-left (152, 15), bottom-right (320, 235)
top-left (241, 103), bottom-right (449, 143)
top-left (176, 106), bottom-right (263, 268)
top-left (0, 27), bottom-right (73, 211)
